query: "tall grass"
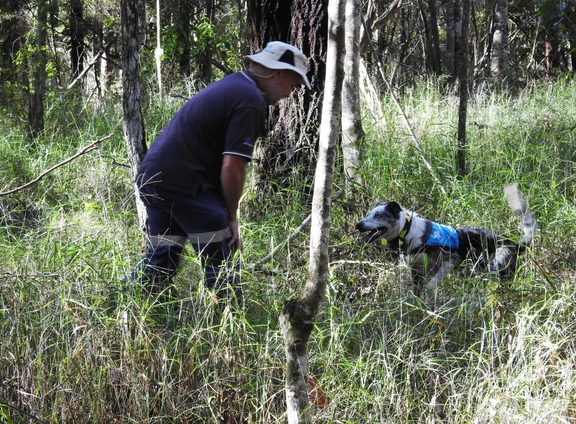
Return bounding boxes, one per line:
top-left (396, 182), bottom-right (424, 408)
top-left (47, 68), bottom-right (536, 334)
top-left (1, 79), bottom-right (576, 423)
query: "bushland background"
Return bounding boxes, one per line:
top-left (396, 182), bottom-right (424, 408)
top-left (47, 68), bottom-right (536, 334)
top-left (1, 0), bottom-right (576, 422)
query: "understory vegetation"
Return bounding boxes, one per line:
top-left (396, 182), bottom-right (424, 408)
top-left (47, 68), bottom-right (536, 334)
top-left (1, 79), bottom-right (576, 423)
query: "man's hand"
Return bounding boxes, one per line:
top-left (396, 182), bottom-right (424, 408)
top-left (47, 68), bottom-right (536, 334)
top-left (228, 218), bottom-right (243, 251)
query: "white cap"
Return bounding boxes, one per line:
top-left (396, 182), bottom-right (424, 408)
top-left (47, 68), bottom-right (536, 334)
top-left (245, 41), bottom-right (311, 89)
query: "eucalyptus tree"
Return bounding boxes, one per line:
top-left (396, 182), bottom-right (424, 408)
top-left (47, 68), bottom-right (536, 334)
top-left (69, 0), bottom-right (86, 80)
top-left (280, 0), bottom-right (345, 420)
top-left (246, 0), bottom-right (327, 193)
top-left (342, 0), bottom-right (364, 193)
top-left (456, 0), bottom-right (470, 176)
top-left (121, 0), bottom-right (148, 232)
top-left (27, 0), bottom-right (48, 139)
top-left (491, 0), bottom-right (509, 84)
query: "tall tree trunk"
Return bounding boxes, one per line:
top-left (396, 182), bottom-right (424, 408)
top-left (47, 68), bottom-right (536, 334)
top-left (27, 0), bottom-right (48, 139)
top-left (426, 0), bottom-right (442, 74)
top-left (280, 0), bottom-right (345, 421)
top-left (456, 0), bottom-right (470, 176)
top-left (445, 0), bottom-right (456, 80)
top-left (121, 0), bottom-right (148, 233)
top-left (177, 0), bottom-right (192, 76)
top-left (246, 0), bottom-right (292, 49)
top-left (342, 0), bottom-right (364, 193)
top-left (417, 0), bottom-right (441, 75)
top-left (490, 0), bottom-right (508, 85)
top-left (200, 0), bottom-right (214, 84)
top-left (69, 0), bottom-right (85, 81)
top-left (246, 0), bottom-right (327, 196)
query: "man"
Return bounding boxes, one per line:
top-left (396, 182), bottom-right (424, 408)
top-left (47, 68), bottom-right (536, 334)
top-left (127, 41), bottom-right (311, 303)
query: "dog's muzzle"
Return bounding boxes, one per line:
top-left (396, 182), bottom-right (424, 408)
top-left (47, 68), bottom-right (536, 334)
top-left (356, 222), bottom-right (388, 243)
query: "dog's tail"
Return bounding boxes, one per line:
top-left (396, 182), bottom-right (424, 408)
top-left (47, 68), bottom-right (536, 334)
top-left (504, 183), bottom-right (537, 247)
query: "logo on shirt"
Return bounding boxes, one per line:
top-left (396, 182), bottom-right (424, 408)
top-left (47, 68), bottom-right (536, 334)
top-left (427, 222), bottom-right (460, 249)
top-left (243, 137), bottom-right (254, 147)
top-left (430, 229), bottom-right (443, 241)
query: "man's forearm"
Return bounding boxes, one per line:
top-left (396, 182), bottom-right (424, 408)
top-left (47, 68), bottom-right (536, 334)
top-left (221, 155), bottom-right (248, 220)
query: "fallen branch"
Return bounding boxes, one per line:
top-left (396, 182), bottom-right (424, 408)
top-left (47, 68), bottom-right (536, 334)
top-left (0, 134), bottom-right (114, 197)
top-left (169, 93), bottom-right (190, 101)
top-left (251, 190), bottom-right (344, 268)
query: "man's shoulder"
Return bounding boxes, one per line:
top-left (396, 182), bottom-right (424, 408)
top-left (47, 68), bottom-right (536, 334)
top-left (209, 71), bottom-right (256, 90)
top-left (209, 72), bottom-right (262, 101)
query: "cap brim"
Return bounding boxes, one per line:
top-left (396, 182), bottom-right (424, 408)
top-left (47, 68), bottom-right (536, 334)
top-left (245, 54), bottom-right (311, 89)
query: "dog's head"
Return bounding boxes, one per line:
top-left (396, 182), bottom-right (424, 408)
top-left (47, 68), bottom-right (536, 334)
top-left (356, 201), bottom-right (406, 244)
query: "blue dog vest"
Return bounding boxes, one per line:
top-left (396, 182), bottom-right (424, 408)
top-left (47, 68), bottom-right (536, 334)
top-left (426, 222), bottom-right (460, 249)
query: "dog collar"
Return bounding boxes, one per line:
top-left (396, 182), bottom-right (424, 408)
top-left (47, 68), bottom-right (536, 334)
top-left (397, 213), bottom-right (412, 248)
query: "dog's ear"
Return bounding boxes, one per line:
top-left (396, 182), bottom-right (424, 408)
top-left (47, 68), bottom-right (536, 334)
top-left (375, 201), bottom-right (387, 207)
top-left (387, 201), bottom-right (403, 218)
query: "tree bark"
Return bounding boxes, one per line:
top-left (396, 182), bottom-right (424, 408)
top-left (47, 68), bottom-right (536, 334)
top-left (456, 0), bottom-right (470, 176)
top-left (121, 0), bottom-right (148, 233)
top-left (417, 0), bottom-right (441, 75)
top-left (27, 0), bottom-right (48, 139)
top-left (490, 0), bottom-right (508, 85)
top-left (177, 0), bottom-right (193, 76)
top-left (279, 0), bottom-right (345, 421)
top-left (200, 0), bottom-right (214, 85)
top-left (426, 0), bottom-right (442, 74)
top-left (445, 0), bottom-right (456, 80)
top-left (69, 0), bottom-right (85, 81)
top-left (341, 0), bottom-right (364, 193)
top-left (246, 0), bottom-right (327, 196)
top-left (246, 0), bottom-right (292, 49)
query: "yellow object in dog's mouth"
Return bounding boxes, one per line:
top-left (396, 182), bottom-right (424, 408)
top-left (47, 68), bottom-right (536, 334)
top-left (381, 239), bottom-right (387, 246)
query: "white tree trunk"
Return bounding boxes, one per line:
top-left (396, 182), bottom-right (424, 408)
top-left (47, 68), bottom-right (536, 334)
top-left (341, 0), bottom-right (364, 193)
top-left (279, 0), bottom-right (346, 422)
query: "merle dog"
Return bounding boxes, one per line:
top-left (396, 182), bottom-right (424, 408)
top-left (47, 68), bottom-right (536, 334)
top-left (356, 184), bottom-right (536, 302)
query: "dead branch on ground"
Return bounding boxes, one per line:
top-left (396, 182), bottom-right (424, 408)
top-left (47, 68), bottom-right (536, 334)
top-left (0, 134), bottom-right (114, 197)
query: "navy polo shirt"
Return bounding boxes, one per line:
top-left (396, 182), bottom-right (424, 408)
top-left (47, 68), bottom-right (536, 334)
top-left (137, 71), bottom-right (266, 195)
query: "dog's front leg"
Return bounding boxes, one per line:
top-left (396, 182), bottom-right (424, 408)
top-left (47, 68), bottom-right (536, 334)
top-left (425, 262), bottom-right (454, 307)
top-left (411, 271), bottom-right (427, 299)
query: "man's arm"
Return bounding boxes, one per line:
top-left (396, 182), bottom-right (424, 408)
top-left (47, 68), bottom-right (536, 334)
top-left (221, 154), bottom-right (249, 249)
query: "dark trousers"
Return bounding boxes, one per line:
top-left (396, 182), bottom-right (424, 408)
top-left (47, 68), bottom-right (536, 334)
top-left (129, 185), bottom-right (241, 300)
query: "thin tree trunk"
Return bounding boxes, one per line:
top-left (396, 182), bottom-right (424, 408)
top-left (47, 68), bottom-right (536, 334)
top-left (27, 0), bottom-right (48, 139)
top-left (490, 0), bottom-right (508, 85)
top-left (445, 0), bottom-right (456, 80)
top-left (121, 0), bottom-right (148, 233)
top-left (69, 0), bottom-right (85, 81)
top-left (201, 0), bottom-right (214, 85)
top-left (456, 0), bottom-right (470, 176)
top-left (417, 0), bottom-right (440, 75)
top-left (342, 0), bottom-right (364, 193)
top-left (177, 0), bottom-right (192, 76)
top-left (280, 0), bottom-right (345, 421)
top-left (426, 0), bottom-right (442, 74)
